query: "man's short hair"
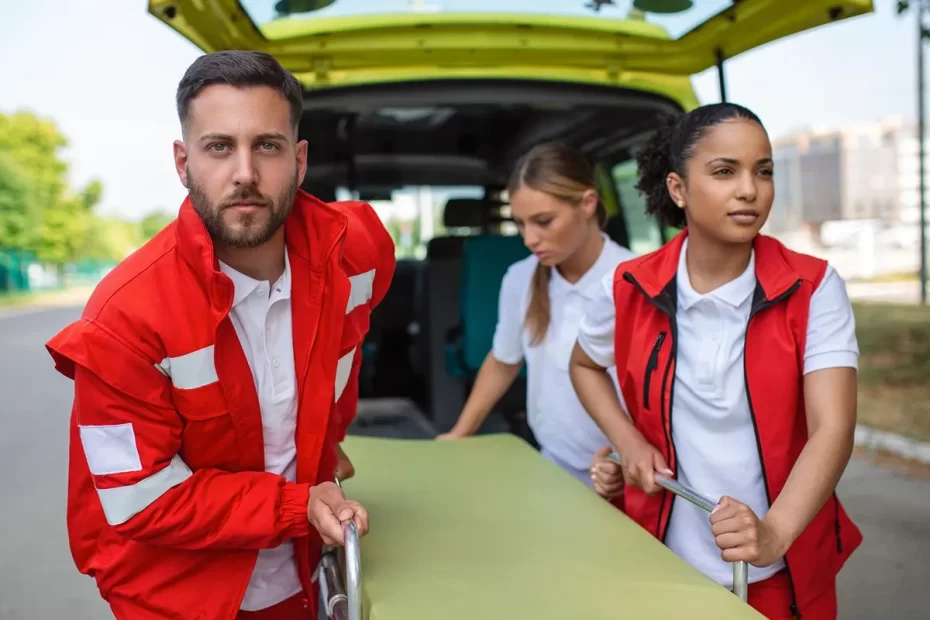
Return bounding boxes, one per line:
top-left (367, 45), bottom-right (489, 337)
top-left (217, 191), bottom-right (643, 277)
top-left (176, 50), bottom-right (303, 134)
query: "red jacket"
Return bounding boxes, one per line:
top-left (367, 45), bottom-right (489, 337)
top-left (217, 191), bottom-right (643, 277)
top-left (611, 230), bottom-right (861, 617)
top-left (45, 190), bottom-right (395, 619)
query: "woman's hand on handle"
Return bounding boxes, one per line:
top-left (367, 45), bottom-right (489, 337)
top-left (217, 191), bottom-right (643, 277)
top-left (710, 496), bottom-right (788, 568)
top-left (590, 447), bottom-right (624, 499)
top-left (616, 436), bottom-right (673, 496)
top-left (569, 342), bottom-right (669, 496)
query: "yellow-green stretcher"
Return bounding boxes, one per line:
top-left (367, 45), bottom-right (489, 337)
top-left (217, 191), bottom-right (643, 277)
top-left (317, 434), bottom-right (765, 620)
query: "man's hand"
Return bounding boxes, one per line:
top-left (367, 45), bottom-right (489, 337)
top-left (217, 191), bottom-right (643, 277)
top-left (335, 444), bottom-right (355, 481)
top-left (307, 482), bottom-right (369, 546)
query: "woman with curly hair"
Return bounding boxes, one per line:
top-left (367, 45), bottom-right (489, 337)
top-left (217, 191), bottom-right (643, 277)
top-left (569, 103), bottom-right (861, 620)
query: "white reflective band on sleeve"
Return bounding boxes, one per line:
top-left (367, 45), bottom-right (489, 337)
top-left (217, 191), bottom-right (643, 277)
top-left (79, 423), bottom-right (143, 476)
top-left (334, 347), bottom-right (356, 402)
top-left (154, 345), bottom-right (218, 389)
top-left (345, 269), bottom-right (375, 314)
top-left (96, 454), bottom-right (193, 526)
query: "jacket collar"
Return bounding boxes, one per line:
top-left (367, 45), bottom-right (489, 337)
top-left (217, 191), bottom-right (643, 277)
top-left (622, 228), bottom-right (803, 313)
top-left (175, 189), bottom-right (348, 313)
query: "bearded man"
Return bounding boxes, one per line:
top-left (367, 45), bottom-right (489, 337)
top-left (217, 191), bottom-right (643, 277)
top-left (45, 50), bottom-right (395, 620)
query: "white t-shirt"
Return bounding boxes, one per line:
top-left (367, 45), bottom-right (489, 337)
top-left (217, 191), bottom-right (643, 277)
top-left (219, 252), bottom-right (303, 611)
top-left (491, 233), bottom-right (637, 471)
top-left (575, 237), bottom-right (859, 587)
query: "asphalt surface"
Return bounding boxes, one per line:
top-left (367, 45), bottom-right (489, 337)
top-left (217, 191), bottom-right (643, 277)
top-left (1, 306), bottom-right (928, 619)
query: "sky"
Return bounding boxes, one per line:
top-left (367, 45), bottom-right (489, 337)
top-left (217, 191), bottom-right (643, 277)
top-left (0, 0), bottom-right (920, 220)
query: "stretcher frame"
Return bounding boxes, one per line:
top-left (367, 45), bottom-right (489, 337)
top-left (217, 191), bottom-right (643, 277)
top-left (607, 453), bottom-right (750, 602)
top-left (314, 436), bottom-right (760, 620)
top-left (315, 476), bottom-right (363, 620)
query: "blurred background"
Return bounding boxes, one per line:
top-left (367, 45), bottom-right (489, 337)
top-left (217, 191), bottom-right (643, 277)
top-left (1, 1), bottom-right (929, 619)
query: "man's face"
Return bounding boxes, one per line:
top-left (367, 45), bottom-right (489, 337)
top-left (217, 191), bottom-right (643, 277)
top-left (173, 84), bottom-right (308, 248)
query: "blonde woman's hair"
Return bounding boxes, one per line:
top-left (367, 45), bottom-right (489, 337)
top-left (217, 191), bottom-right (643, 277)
top-left (507, 142), bottom-right (607, 346)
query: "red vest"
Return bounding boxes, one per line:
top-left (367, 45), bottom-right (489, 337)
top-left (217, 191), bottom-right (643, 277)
top-left (611, 230), bottom-right (861, 617)
top-left (46, 190), bottom-right (395, 619)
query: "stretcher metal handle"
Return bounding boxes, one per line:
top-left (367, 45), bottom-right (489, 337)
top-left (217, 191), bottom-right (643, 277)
top-left (317, 477), bottom-right (363, 620)
top-left (607, 453), bottom-right (749, 602)
top-left (343, 520), bottom-right (362, 620)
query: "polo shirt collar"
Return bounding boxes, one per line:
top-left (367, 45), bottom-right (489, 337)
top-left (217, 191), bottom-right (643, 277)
top-left (219, 249), bottom-right (292, 307)
top-left (550, 232), bottom-right (612, 298)
top-left (677, 237), bottom-right (755, 311)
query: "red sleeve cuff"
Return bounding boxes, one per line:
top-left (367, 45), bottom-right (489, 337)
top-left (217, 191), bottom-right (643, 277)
top-left (279, 482), bottom-right (311, 539)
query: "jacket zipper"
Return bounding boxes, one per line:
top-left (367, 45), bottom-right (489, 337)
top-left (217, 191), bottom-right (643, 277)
top-left (744, 279), bottom-right (802, 618)
top-left (643, 332), bottom-right (667, 410)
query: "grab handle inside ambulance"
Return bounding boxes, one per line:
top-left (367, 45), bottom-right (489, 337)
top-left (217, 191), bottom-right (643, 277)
top-left (607, 454), bottom-right (749, 603)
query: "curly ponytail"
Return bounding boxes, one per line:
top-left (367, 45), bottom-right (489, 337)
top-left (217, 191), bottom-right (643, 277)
top-left (634, 116), bottom-right (683, 229)
top-left (633, 102), bottom-right (767, 230)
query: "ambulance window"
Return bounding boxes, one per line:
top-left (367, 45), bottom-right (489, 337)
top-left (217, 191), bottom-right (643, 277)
top-left (336, 184), bottom-right (484, 259)
top-left (611, 159), bottom-right (663, 254)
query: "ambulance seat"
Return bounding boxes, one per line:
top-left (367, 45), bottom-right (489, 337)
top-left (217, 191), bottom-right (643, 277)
top-left (444, 233), bottom-right (534, 444)
top-left (444, 234), bottom-right (530, 378)
top-left (421, 198), bottom-right (487, 431)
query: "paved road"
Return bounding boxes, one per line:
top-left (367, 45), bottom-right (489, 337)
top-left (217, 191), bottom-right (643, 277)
top-left (1, 306), bottom-right (928, 619)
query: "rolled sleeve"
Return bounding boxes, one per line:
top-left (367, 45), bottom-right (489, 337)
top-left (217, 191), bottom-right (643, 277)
top-left (804, 264), bottom-right (859, 374)
top-left (576, 271), bottom-right (617, 368)
top-left (490, 266), bottom-right (527, 365)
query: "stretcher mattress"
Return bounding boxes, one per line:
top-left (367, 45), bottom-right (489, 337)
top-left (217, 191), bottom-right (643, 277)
top-left (340, 434), bottom-right (764, 620)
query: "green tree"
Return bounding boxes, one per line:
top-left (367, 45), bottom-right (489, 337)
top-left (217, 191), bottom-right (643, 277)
top-left (0, 111), bottom-right (68, 218)
top-left (0, 110), bottom-right (109, 269)
top-left (32, 178), bottom-right (104, 268)
top-left (0, 152), bottom-right (36, 250)
top-left (139, 209), bottom-right (177, 241)
top-left (82, 215), bottom-right (143, 263)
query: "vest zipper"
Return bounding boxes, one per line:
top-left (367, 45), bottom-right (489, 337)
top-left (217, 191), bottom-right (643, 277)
top-left (643, 332), bottom-right (666, 410)
top-left (833, 493), bottom-right (843, 553)
top-left (744, 279), bottom-right (802, 618)
top-left (657, 324), bottom-right (678, 543)
top-left (622, 272), bottom-right (679, 542)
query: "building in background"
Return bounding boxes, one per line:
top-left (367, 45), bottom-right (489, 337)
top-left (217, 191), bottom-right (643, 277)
top-left (766, 119), bottom-right (928, 281)
top-left (768, 119), bottom-right (902, 236)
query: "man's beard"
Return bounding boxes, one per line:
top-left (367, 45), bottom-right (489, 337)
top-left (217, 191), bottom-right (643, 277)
top-left (188, 171), bottom-right (297, 249)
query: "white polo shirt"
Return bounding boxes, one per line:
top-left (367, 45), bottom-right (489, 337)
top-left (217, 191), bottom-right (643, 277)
top-left (576, 237), bottom-right (859, 587)
top-left (491, 233), bottom-right (637, 471)
top-left (219, 251), bottom-right (303, 611)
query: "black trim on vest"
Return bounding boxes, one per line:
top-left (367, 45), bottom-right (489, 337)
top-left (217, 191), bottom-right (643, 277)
top-left (623, 272), bottom-right (679, 543)
top-left (745, 278), bottom-right (803, 618)
top-left (626, 269), bottom-right (809, 617)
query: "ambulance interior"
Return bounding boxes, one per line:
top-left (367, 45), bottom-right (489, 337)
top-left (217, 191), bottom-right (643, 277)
top-left (296, 79), bottom-right (679, 442)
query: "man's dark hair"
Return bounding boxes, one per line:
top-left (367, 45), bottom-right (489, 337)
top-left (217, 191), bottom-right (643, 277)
top-left (176, 50), bottom-right (303, 134)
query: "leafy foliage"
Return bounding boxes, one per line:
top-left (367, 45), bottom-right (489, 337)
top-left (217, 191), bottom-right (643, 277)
top-left (0, 109), bottom-right (175, 280)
